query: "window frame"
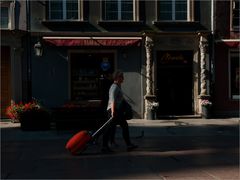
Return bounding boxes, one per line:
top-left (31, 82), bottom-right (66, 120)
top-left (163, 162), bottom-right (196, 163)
top-left (156, 0), bottom-right (193, 22)
top-left (101, 0), bottom-right (139, 21)
top-left (48, 0), bottom-right (84, 21)
top-left (228, 50), bottom-right (240, 100)
top-left (230, 0), bottom-right (239, 31)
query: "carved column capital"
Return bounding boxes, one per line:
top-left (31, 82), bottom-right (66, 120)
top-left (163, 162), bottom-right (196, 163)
top-left (145, 36), bottom-right (154, 49)
top-left (199, 36), bottom-right (209, 54)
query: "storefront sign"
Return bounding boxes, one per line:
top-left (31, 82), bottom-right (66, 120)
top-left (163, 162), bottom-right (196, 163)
top-left (158, 51), bottom-right (192, 65)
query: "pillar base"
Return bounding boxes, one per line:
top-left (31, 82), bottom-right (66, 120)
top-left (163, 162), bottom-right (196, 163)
top-left (144, 95), bottom-right (157, 120)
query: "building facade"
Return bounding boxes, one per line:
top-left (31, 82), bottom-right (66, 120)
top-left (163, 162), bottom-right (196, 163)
top-left (27, 0), bottom-right (213, 119)
top-left (1, 0), bottom-right (238, 120)
top-left (1, 0), bottom-right (27, 118)
top-left (212, 0), bottom-right (239, 117)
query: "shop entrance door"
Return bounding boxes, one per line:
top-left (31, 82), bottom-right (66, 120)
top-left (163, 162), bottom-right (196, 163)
top-left (156, 51), bottom-right (193, 116)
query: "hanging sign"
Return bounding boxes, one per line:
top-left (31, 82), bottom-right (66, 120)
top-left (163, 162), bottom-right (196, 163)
top-left (101, 58), bottom-right (111, 71)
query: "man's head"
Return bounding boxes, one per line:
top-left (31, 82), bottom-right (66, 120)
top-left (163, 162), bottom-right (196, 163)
top-left (113, 70), bottom-right (124, 84)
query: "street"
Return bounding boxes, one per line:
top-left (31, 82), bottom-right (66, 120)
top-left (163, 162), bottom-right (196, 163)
top-left (1, 118), bottom-right (239, 179)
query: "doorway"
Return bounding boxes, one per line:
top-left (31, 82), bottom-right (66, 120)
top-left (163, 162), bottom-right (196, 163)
top-left (156, 51), bottom-right (193, 116)
top-left (1, 46), bottom-right (11, 118)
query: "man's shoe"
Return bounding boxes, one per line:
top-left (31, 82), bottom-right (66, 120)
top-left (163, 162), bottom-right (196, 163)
top-left (101, 147), bottom-right (114, 153)
top-left (127, 144), bottom-right (138, 151)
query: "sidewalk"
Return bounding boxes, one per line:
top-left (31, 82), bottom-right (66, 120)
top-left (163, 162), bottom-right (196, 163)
top-left (1, 117), bottom-right (239, 140)
top-left (1, 117), bottom-right (239, 179)
top-left (1, 117), bottom-right (239, 128)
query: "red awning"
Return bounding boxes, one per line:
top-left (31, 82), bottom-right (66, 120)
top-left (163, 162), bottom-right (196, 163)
top-left (43, 37), bottom-right (142, 47)
top-left (216, 39), bottom-right (240, 48)
top-left (223, 41), bottom-right (240, 48)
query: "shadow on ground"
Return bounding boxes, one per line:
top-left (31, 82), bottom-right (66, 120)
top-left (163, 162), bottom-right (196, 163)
top-left (1, 123), bottom-right (239, 179)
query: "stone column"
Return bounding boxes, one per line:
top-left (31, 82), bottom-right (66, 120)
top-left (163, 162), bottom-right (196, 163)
top-left (144, 36), bottom-right (156, 119)
top-left (145, 36), bottom-right (153, 96)
top-left (199, 34), bottom-right (211, 116)
top-left (199, 35), bottom-right (209, 96)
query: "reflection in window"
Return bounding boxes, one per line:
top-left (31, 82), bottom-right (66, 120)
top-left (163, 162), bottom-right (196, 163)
top-left (232, 0), bottom-right (239, 29)
top-left (158, 0), bottom-right (188, 21)
top-left (103, 0), bottom-right (133, 21)
top-left (230, 51), bottom-right (240, 100)
top-left (1, 7), bottom-right (9, 28)
top-left (48, 0), bottom-right (79, 20)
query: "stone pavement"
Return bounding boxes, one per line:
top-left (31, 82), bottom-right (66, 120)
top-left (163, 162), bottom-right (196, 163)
top-left (1, 117), bottom-right (239, 179)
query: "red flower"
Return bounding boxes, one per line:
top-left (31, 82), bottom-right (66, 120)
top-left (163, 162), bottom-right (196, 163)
top-left (5, 100), bottom-right (42, 120)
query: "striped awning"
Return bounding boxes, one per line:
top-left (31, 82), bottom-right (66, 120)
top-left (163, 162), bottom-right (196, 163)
top-left (43, 37), bottom-right (142, 47)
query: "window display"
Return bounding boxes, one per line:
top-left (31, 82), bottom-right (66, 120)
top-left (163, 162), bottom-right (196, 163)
top-left (70, 53), bottom-right (114, 102)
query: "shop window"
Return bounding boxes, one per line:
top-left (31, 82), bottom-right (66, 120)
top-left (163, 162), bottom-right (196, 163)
top-left (70, 53), bottom-right (114, 102)
top-left (102, 0), bottom-right (139, 21)
top-left (157, 0), bottom-right (192, 21)
top-left (48, 0), bottom-right (83, 20)
top-left (231, 0), bottom-right (239, 30)
top-left (229, 51), bottom-right (240, 100)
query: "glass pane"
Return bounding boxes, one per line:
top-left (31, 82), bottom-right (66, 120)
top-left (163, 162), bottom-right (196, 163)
top-left (106, 0), bottom-right (118, 11)
top-left (122, 12), bottom-right (133, 20)
top-left (233, 0), bottom-right (240, 27)
top-left (159, 12), bottom-right (172, 20)
top-left (106, 12), bottom-right (118, 20)
top-left (1, 7), bottom-right (8, 28)
top-left (176, 12), bottom-right (187, 20)
top-left (230, 54), bottom-right (240, 99)
top-left (176, 0), bottom-right (187, 20)
top-left (49, 1), bottom-right (63, 19)
top-left (105, 0), bottom-right (118, 20)
top-left (122, 0), bottom-right (133, 11)
top-left (158, 1), bottom-right (172, 20)
top-left (121, 0), bottom-right (133, 20)
top-left (159, 1), bottom-right (172, 11)
top-left (233, 17), bottom-right (239, 27)
top-left (67, 0), bottom-right (79, 19)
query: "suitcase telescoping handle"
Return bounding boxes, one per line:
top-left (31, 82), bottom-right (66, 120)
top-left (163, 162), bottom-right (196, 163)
top-left (91, 117), bottom-right (114, 139)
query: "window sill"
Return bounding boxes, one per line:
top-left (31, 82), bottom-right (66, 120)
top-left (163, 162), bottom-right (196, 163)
top-left (42, 20), bottom-right (98, 31)
top-left (0, 27), bottom-right (10, 30)
top-left (153, 21), bottom-right (207, 31)
top-left (98, 21), bottom-right (146, 32)
top-left (42, 20), bottom-right (89, 26)
top-left (98, 20), bottom-right (144, 26)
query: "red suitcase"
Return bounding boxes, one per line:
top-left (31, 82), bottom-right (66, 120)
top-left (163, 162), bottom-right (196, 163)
top-left (65, 117), bottom-right (113, 155)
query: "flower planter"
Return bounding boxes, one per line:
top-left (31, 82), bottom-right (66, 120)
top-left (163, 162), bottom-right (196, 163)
top-left (10, 118), bottom-right (20, 123)
top-left (20, 110), bottom-right (51, 131)
top-left (202, 106), bottom-right (211, 119)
